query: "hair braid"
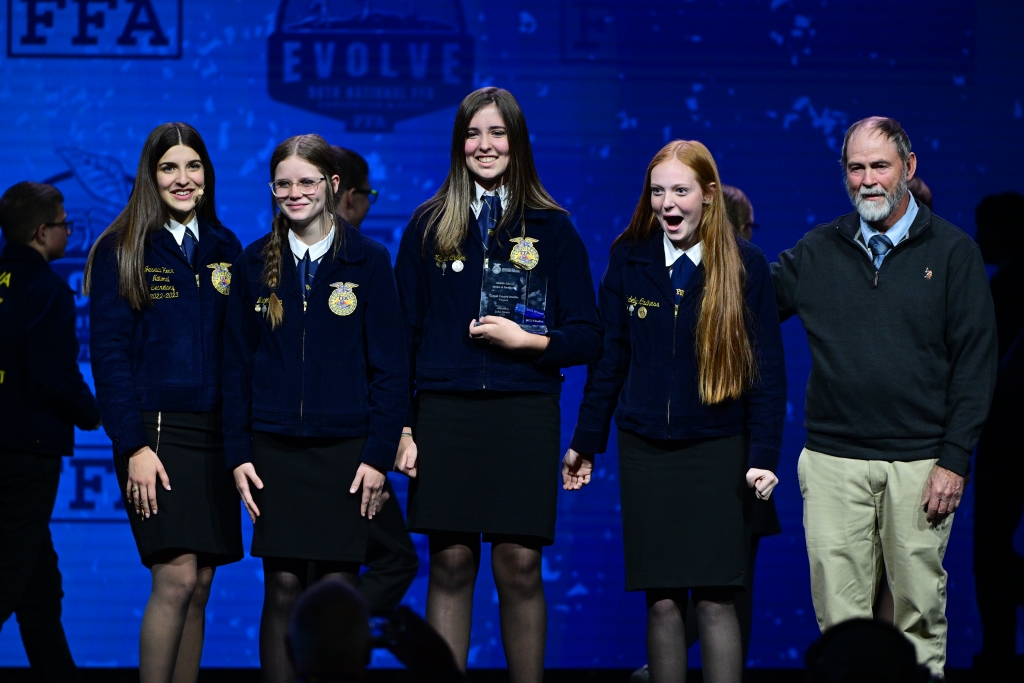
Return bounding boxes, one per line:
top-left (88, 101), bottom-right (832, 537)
top-left (262, 213), bottom-right (288, 329)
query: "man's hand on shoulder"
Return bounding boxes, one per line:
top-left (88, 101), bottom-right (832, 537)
top-left (921, 465), bottom-right (965, 524)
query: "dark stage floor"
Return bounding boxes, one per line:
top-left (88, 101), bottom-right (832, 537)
top-left (0, 669), bottom-right (985, 682)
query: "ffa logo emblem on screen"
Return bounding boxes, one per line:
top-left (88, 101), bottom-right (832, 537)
top-left (8, 0), bottom-right (182, 58)
top-left (208, 263), bottom-right (232, 295)
top-left (329, 282), bottom-right (359, 316)
top-left (267, 0), bottom-right (474, 130)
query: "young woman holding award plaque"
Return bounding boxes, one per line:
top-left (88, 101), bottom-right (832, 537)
top-left (393, 87), bottom-right (602, 682)
top-left (561, 141), bottom-right (787, 683)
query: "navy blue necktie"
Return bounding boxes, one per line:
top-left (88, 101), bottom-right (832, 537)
top-left (670, 253), bottom-right (697, 304)
top-left (297, 251), bottom-right (319, 301)
top-left (478, 194), bottom-right (502, 249)
top-left (180, 227), bottom-right (198, 270)
top-left (868, 234), bottom-right (894, 269)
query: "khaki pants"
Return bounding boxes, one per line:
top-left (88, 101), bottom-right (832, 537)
top-left (798, 448), bottom-right (954, 676)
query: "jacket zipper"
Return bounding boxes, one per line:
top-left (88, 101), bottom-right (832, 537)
top-left (839, 226), bottom-right (923, 289)
top-left (300, 299), bottom-right (307, 423)
top-left (668, 298), bottom-right (680, 426)
top-left (481, 256), bottom-right (488, 389)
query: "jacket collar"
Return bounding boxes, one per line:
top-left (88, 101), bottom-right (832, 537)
top-left (0, 242), bottom-right (50, 268)
top-left (836, 203), bottom-right (933, 243)
top-left (466, 206), bottom-right (551, 255)
top-left (149, 217), bottom-right (232, 269)
top-left (624, 230), bottom-right (700, 303)
top-left (278, 220), bottom-right (364, 299)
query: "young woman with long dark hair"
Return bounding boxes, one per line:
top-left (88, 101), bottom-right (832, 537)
top-left (562, 141), bottom-right (787, 683)
top-left (84, 122), bottom-right (243, 683)
top-left (393, 87), bottom-right (602, 683)
top-left (223, 133), bottom-right (407, 682)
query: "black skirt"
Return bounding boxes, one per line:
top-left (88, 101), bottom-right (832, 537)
top-left (407, 391), bottom-right (561, 545)
top-left (618, 429), bottom-right (749, 591)
top-left (249, 432), bottom-right (369, 563)
top-left (114, 412), bottom-right (243, 568)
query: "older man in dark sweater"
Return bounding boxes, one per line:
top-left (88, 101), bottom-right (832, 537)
top-left (772, 117), bottom-right (997, 678)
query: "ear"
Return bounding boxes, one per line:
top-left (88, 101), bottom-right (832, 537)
top-left (704, 182), bottom-right (717, 205)
top-left (330, 174), bottom-right (341, 193)
top-left (905, 152), bottom-right (917, 182)
top-left (32, 222), bottom-right (48, 245)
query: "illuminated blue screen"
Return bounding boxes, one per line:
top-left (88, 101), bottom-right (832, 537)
top-left (2, 0), bottom-right (1022, 669)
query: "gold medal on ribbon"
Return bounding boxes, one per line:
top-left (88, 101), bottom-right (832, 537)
top-left (509, 237), bottom-right (540, 270)
top-left (328, 282), bottom-right (359, 316)
top-left (207, 263), bottom-right (231, 295)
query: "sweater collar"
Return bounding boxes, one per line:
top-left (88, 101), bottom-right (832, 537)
top-left (0, 242), bottom-right (50, 267)
top-left (837, 202), bottom-right (933, 243)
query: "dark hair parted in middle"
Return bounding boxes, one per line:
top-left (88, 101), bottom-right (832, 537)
top-left (330, 145), bottom-right (370, 192)
top-left (419, 87), bottom-right (564, 257)
top-left (262, 133), bottom-right (342, 329)
top-left (83, 122), bottom-right (221, 309)
top-left (614, 140), bottom-right (756, 404)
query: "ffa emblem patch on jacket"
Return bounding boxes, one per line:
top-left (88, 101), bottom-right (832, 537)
top-left (208, 263), bottom-right (232, 295)
top-left (329, 282), bottom-right (359, 316)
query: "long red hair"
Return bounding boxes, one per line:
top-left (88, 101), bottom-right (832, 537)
top-left (614, 140), bottom-right (755, 404)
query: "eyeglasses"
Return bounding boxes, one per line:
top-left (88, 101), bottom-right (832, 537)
top-left (44, 220), bottom-right (74, 235)
top-left (269, 177), bottom-right (325, 198)
top-left (353, 188), bottom-right (379, 205)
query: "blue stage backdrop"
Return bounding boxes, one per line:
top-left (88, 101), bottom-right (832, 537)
top-left (2, 0), bottom-right (1023, 669)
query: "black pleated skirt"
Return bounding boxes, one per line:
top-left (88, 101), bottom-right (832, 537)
top-left (114, 412), bottom-right (243, 568)
top-left (618, 429), bottom-right (749, 591)
top-left (249, 432), bottom-right (369, 563)
top-left (407, 391), bottom-right (561, 545)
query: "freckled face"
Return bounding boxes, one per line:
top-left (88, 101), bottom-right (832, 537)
top-left (464, 104), bottom-right (510, 191)
top-left (650, 160), bottom-right (711, 249)
top-left (156, 145), bottom-right (205, 223)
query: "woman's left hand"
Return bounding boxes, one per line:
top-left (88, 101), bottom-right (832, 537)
top-left (745, 468), bottom-right (779, 500)
top-left (469, 316), bottom-right (549, 353)
top-left (350, 463), bottom-right (387, 519)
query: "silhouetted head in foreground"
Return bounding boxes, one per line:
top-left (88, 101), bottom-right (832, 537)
top-left (805, 618), bottom-right (929, 683)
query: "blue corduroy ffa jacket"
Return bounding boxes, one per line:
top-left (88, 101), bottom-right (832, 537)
top-left (89, 220), bottom-right (242, 458)
top-left (221, 222), bottom-right (408, 473)
top-left (570, 232), bottom-right (787, 472)
top-left (394, 207), bottom-right (602, 405)
top-left (0, 243), bottom-right (100, 456)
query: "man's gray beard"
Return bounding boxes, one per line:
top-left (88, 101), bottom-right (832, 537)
top-left (847, 172), bottom-right (908, 223)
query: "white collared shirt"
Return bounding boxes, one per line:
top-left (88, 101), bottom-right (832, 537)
top-left (470, 182), bottom-right (509, 219)
top-left (164, 215), bottom-right (199, 246)
top-left (663, 232), bottom-right (703, 274)
top-left (288, 226), bottom-right (335, 265)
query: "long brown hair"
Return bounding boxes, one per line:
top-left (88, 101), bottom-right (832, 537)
top-left (262, 134), bottom-right (341, 329)
top-left (420, 87), bottom-right (563, 256)
top-left (83, 122), bottom-right (221, 308)
top-left (614, 140), bottom-right (755, 404)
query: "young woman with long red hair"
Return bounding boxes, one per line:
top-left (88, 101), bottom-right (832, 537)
top-left (562, 140), bottom-right (787, 683)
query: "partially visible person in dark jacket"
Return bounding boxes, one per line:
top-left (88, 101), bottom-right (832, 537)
top-left (971, 190), bottom-right (1024, 677)
top-left (84, 122), bottom-right (244, 683)
top-left (331, 144), bottom-right (420, 613)
top-left (0, 181), bottom-right (101, 683)
top-left (772, 116), bottom-right (997, 679)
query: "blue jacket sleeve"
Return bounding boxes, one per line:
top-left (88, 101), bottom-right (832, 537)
top-left (536, 216), bottom-right (602, 369)
top-left (89, 243), bottom-right (148, 458)
top-left (570, 252), bottom-right (630, 454)
top-left (394, 218), bottom-right (428, 427)
top-left (28, 281), bottom-right (100, 430)
top-left (359, 247), bottom-right (410, 471)
top-left (221, 254), bottom-right (260, 470)
top-left (742, 252), bottom-right (787, 472)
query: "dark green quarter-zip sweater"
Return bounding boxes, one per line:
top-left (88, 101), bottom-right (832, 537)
top-left (771, 204), bottom-right (997, 476)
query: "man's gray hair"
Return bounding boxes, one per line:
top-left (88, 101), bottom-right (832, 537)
top-left (840, 116), bottom-right (912, 168)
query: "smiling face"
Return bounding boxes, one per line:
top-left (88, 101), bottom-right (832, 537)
top-left (650, 159), bottom-right (712, 249)
top-left (274, 155), bottom-right (338, 234)
top-left (844, 127), bottom-right (916, 225)
top-left (464, 104), bottom-right (510, 191)
top-left (156, 144), bottom-right (205, 224)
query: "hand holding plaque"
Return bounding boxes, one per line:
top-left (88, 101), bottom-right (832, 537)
top-left (478, 260), bottom-right (548, 334)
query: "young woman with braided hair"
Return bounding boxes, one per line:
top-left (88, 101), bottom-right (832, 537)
top-left (221, 134), bottom-right (408, 682)
top-left (562, 141), bottom-right (787, 683)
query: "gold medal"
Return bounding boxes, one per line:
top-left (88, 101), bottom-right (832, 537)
top-left (509, 237), bottom-right (540, 270)
top-left (328, 282), bottom-right (359, 316)
top-left (207, 263), bottom-right (231, 295)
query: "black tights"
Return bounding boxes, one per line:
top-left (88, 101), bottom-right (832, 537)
top-left (426, 532), bottom-right (546, 683)
top-left (259, 558), bottom-right (359, 683)
top-left (647, 588), bottom-right (742, 683)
